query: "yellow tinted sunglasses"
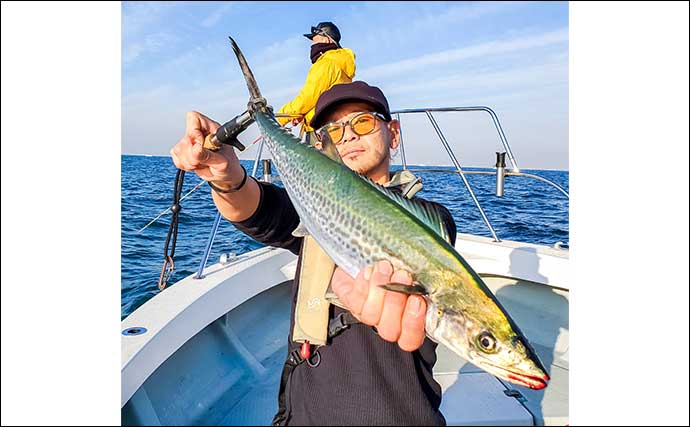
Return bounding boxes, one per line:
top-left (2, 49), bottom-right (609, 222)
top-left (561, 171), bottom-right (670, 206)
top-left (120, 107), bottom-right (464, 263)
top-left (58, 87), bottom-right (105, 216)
top-left (316, 112), bottom-right (388, 145)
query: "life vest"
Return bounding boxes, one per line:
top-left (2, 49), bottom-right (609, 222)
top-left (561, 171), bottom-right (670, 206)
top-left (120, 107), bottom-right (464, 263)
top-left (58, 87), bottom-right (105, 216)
top-left (291, 169), bottom-right (424, 346)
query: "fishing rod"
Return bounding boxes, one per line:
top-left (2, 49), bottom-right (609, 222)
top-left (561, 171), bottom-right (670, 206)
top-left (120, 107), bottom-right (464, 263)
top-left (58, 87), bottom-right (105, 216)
top-left (157, 109), bottom-right (254, 290)
top-left (156, 113), bottom-right (302, 291)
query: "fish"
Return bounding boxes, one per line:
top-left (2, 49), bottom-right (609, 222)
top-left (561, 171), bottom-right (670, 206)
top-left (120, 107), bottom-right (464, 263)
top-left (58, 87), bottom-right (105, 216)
top-left (227, 36), bottom-right (549, 390)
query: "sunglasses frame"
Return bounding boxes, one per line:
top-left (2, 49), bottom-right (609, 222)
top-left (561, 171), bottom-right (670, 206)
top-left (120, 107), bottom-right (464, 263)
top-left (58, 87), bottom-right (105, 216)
top-left (316, 111), bottom-right (389, 144)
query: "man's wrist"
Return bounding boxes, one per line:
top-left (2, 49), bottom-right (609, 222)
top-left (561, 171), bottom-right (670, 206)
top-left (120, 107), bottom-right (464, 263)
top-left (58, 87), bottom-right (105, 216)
top-left (208, 180), bottom-right (234, 192)
top-left (209, 165), bottom-right (248, 193)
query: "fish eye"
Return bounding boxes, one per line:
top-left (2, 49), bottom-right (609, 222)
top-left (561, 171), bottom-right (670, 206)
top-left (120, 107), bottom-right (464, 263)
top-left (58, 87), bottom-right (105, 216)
top-left (477, 332), bottom-right (496, 352)
top-left (437, 309), bottom-right (443, 316)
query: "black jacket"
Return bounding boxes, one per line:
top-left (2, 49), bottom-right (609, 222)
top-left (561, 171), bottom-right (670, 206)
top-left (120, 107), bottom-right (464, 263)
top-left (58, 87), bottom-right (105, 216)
top-left (233, 180), bottom-right (456, 426)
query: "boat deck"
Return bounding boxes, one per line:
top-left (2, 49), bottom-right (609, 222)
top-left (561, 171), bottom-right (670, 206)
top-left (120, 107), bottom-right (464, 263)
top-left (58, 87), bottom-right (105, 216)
top-left (122, 274), bottom-right (568, 426)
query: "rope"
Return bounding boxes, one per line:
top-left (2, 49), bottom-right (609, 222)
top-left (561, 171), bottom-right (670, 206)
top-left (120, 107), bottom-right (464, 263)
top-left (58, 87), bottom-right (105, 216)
top-left (158, 168), bottom-right (185, 290)
top-left (151, 119), bottom-right (295, 290)
top-left (138, 179), bottom-right (205, 233)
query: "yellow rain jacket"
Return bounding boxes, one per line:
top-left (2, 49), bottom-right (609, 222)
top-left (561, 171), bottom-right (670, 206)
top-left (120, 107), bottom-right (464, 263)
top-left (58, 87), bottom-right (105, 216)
top-left (277, 47), bottom-right (356, 132)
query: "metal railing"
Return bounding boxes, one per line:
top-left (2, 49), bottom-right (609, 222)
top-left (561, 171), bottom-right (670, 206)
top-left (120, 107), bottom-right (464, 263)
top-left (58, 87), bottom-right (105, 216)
top-left (196, 119), bottom-right (285, 278)
top-left (195, 106), bottom-right (569, 277)
top-left (393, 107), bottom-right (520, 172)
top-left (410, 169), bottom-right (570, 199)
top-left (392, 106), bottom-right (569, 242)
top-left (196, 138), bottom-right (267, 279)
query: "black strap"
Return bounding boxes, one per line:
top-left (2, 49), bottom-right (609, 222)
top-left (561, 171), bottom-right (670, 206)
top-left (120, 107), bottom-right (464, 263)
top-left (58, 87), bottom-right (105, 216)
top-left (272, 349), bottom-right (305, 426)
top-left (328, 311), bottom-right (360, 339)
top-left (272, 312), bottom-right (361, 425)
top-left (158, 169), bottom-right (185, 290)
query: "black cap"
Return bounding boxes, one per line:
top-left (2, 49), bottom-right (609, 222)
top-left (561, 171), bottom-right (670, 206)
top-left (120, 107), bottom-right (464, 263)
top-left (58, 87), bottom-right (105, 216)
top-left (310, 81), bottom-right (392, 129)
top-left (303, 22), bottom-right (341, 44)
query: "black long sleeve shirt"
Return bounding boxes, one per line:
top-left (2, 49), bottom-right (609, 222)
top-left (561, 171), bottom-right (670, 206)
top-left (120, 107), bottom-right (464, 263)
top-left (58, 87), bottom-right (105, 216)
top-left (233, 181), bottom-right (456, 426)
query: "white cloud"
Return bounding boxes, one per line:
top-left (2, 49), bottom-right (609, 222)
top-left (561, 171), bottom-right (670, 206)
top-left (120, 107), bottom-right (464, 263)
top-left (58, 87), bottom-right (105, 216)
top-left (201, 2), bottom-right (234, 28)
top-left (122, 2), bottom-right (169, 37)
top-left (122, 43), bottom-right (144, 64)
top-left (384, 59), bottom-right (568, 102)
top-left (121, 2), bottom-right (187, 66)
top-left (253, 35), bottom-right (304, 63)
top-left (359, 28), bottom-right (568, 81)
top-left (123, 33), bottom-right (308, 112)
top-left (122, 32), bottom-right (176, 64)
top-left (408, 1), bottom-right (531, 32)
top-left (347, 1), bottom-right (534, 57)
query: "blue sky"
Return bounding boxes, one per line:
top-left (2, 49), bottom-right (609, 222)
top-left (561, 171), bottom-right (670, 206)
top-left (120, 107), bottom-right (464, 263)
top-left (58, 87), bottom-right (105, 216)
top-left (122, 1), bottom-right (569, 170)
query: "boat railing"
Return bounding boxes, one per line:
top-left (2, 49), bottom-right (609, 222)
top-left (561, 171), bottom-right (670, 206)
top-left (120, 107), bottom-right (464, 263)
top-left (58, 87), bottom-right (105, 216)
top-left (194, 107), bottom-right (568, 278)
top-left (195, 114), bottom-right (296, 279)
top-left (391, 106), bottom-right (569, 242)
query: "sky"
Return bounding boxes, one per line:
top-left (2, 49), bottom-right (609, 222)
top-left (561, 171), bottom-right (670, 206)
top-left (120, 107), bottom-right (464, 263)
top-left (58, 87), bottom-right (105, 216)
top-left (122, 1), bottom-right (569, 170)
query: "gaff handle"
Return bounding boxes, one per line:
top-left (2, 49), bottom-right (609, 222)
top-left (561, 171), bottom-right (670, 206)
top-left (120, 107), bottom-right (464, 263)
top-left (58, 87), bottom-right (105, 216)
top-left (203, 110), bottom-right (254, 151)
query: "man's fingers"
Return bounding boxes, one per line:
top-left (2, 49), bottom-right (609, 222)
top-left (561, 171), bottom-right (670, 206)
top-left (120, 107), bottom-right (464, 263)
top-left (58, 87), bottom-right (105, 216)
top-left (359, 260), bottom-right (391, 326)
top-left (189, 142), bottom-right (231, 169)
top-left (174, 111), bottom-right (234, 182)
top-left (351, 266), bottom-right (373, 318)
top-left (188, 129), bottom-right (206, 146)
top-left (173, 142), bottom-right (203, 170)
top-left (332, 262), bottom-right (427, 352)
top-left (186, 111), bottom-right (201, 133)
top-left (186, 111), bottom-right (220, 139)
top-left (331, 267), bottom-right (369, 317)
top-left (398, 295), bottom-right (427, 352)
top-left (206, 145), bottom-right (237, 168)
top-left (191, 141), bottom-right (210, 164)
top-left (375, 270), bottom-right (411, 342)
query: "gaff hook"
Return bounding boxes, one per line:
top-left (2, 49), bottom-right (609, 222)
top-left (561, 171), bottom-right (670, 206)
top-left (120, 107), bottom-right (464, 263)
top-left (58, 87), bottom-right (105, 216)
top-left (158, 255), bottom-right (175, 290)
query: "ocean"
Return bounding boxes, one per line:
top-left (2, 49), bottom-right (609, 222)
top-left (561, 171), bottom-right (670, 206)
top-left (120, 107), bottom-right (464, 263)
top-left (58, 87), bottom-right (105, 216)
top-left (121, 155), bottom-right (569, 319)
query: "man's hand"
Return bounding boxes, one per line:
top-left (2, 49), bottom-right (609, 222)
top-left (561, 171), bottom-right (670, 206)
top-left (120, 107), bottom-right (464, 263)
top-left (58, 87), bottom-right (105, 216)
top-left (330, 260), bottom-right (427, 352)
top-left (170, 111), bottom-right (244, 185)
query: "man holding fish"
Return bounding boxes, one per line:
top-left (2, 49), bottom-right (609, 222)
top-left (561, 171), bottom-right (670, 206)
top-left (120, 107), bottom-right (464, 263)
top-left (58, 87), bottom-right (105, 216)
top-left (171, 34), bottom-right (548, 426)
top-left (171, 82), bottom-right (454, 425)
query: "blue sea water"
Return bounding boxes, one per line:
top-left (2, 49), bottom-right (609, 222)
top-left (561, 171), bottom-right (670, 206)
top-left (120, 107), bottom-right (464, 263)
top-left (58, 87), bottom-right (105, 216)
top-left (121, 155), bottom-right (568, 319)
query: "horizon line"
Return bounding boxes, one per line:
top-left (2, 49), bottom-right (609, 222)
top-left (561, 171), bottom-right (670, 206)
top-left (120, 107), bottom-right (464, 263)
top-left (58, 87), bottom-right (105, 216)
top-left (120, 153), bottom-right (569, 172)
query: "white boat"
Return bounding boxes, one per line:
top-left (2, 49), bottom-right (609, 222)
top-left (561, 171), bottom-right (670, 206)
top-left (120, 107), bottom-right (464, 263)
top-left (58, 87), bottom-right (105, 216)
top-left (121, 107), bottom-right (569, 426)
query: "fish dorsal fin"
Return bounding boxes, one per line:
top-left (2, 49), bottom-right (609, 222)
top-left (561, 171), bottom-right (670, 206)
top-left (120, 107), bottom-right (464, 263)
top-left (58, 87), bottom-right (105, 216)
top-left (315, 129), bottom-right (345, 164)
top-left (362, 175), bottom-right (451, 244)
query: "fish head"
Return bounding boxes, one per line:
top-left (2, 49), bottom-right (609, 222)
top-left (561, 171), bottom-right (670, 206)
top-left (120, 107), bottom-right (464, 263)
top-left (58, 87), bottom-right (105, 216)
top-left (426, 299), bottom-right (550, 390)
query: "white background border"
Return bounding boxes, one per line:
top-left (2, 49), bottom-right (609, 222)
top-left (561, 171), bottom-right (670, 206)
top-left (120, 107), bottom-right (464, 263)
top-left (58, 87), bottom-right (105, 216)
top-left (1, 2), bottom-right (688, 425)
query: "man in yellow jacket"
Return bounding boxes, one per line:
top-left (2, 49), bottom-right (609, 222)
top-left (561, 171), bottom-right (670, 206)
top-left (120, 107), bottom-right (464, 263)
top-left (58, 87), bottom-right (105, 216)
top-left (277, 22), bottom-right (356, 138)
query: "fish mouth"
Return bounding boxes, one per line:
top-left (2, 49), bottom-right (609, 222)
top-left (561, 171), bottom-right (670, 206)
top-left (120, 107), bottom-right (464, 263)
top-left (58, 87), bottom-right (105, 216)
top-left (481, 361), bottom-right (550, 390)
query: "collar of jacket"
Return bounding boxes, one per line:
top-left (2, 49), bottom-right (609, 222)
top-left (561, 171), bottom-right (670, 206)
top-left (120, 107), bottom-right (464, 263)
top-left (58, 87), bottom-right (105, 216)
top-left (310, 43), bottom-right (338, 64)
top-left (384, 170), bottom-right (424, 199)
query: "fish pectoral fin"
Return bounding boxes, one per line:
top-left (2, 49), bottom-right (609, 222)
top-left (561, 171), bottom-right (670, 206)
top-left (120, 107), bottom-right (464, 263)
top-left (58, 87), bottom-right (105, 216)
top-left (378, 282), bottom-right (428, 295)
top-left (291, 222), bottom-right (311, 237)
